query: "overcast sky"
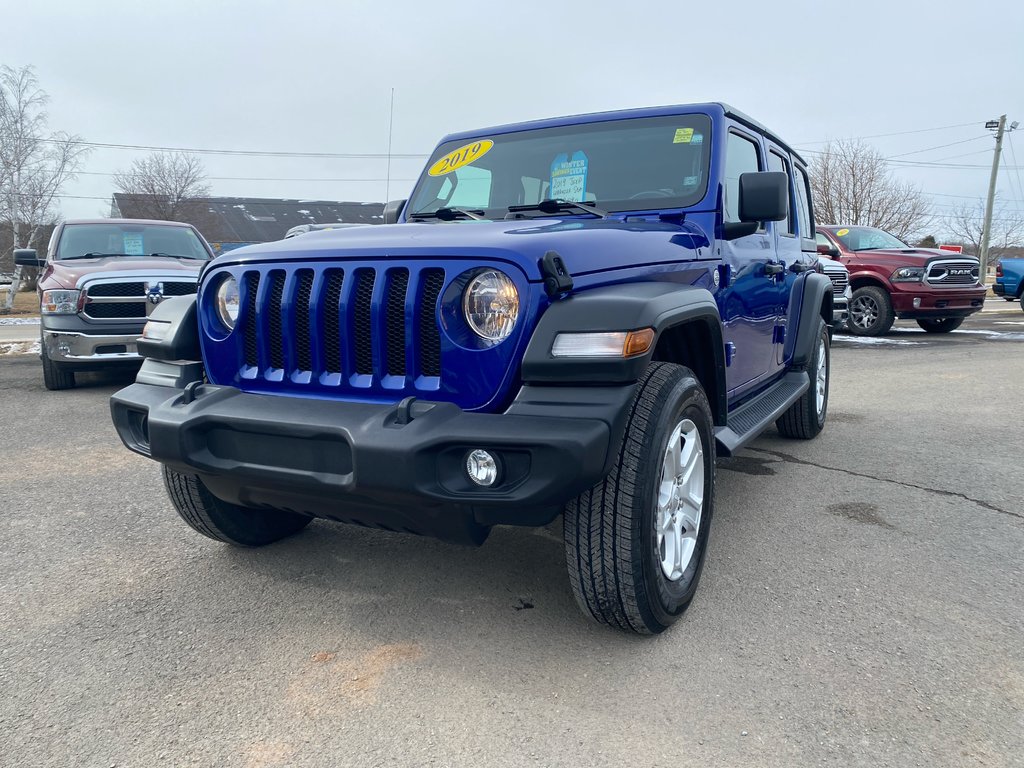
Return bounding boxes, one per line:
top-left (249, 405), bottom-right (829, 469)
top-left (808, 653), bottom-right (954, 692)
top-left (5, 0), bottom-right (1023, 232)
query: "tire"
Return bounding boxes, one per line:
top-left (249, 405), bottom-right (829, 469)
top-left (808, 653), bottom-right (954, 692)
top-left (776, 319), bottom-right (830, 439)
top-left (1020, 293), bottom-right (1024, 313)
top-left (848, 285), bottom-right (895, 336)
top-left (916, 317), bottom-right (964, 333)
top-left (162, 465), bottom-right (312, 546)
top-left (564, 362), bottom-right (715, 634)
top-left (41, 346), bottom-right (75, 390)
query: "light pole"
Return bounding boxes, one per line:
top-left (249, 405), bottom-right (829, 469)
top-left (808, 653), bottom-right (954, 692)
top-left (980, 116), bottom-right (1019, 284)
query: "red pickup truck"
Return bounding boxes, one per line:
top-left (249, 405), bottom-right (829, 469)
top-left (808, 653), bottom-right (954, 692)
top-left (815, 225), bottom-right (986, 335)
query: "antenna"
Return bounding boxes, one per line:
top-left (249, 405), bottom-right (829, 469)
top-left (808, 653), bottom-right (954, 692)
top-left (385, 88), bottom-right (395, 203)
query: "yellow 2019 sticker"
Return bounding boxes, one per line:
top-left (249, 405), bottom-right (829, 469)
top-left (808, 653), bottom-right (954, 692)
top-left (427, 140), bottom-right (494, 177)
top-left (673, 128), bottom-right (694, 144)
top-left (836, 228), bottom-right (850, 237)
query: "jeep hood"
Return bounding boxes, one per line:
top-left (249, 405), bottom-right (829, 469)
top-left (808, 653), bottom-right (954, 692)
top-left (212, 218), bottom-right (713, 280)
top-left (43, 256), bottom-right (205, 289)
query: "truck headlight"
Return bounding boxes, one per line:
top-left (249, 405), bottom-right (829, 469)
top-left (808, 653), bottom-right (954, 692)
top-left (463, 270), bottom-right (519, 341)
top-left (41, 289), bottom-right (80, 315)
top-left (891, 266), bottom-right (925, 282)
top-left (215, 276), bottom-right (240, 331)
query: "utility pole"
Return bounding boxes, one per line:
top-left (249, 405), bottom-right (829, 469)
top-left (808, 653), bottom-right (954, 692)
top-left (979, 115), bottom-right (1017, 283)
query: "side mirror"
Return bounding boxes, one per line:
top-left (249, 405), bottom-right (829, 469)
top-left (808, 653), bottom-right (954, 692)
top-left (739, 172), bottom-right (789, 223)
top-left (816, 244), bottom-right (840, 258)
top-left (382, 199), bottom-right (407, 225)
top-left (14, 248), bottom-right (45, 268)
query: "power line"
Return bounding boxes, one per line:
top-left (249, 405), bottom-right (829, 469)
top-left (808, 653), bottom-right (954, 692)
top-left (885, 135), bottom-right (989, 159)
top-left (37, 136), bottom-right (429, 160)
top-left (74, 170), bottom-right (416, 183)
top-left (794, 120), bottom-right (982, 146)
top-left (1004, 134), bottom-right (1024, 209)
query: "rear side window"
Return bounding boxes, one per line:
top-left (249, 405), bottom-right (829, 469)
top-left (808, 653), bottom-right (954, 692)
top-left (794, 165), bottom-right (813, 239)
top-left (767, 151), bottom-right (794, 235)
top-left (724, 132), bottom-right (762, 223)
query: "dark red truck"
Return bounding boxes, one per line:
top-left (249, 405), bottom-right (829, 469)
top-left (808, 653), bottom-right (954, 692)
top-left (815, 225), bottom-right (986, 335)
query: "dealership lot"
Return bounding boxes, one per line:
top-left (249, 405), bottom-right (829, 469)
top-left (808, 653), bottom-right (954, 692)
top-left (2, 309), bottom-right (1022, 767)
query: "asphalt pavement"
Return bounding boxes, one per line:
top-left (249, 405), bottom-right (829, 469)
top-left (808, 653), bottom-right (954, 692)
top-left (1, 309), bottom-right (1022, 767)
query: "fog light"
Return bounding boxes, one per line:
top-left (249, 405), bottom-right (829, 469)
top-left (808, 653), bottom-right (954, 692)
top-left (466, 449), bottom-right (499, 487)
top-left (913, 297), bottom-right (922, 308)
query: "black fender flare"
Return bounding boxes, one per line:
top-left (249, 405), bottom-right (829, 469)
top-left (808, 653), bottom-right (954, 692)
top-left (521, 282), bottom-right (727, 420)
top-left (787, 272), bottom-right (832, 369)
top-left (137, 294), bottom-right (201, 362)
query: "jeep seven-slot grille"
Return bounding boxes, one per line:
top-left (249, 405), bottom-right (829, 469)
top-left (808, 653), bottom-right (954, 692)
top-left (238, 265), bottom-right (446, 383)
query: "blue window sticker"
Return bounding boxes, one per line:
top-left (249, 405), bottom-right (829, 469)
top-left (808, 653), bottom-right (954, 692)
top-left (690, 133), bottom-right (704, 145)
top-left (550, 151), bottom-right (588, 203)
top-left (123, 233), bottom-right (144, 255)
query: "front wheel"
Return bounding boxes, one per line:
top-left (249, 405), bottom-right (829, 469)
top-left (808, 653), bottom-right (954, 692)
top-left (848, 286), bottom-right (894, 336)
top-left (916, 317), bottom-right (964, 333)
top-left (162, 466), bottom-right (312, 546)
top-left (564, 362), bottom-right (715, 634)
top-left (41, 346), bottom-right (75, 390)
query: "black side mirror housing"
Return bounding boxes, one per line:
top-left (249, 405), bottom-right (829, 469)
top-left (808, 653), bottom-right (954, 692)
top-left (382, 199), bottom-right (407, 225)
top-left (738, 172), bottom-right (789, 223)
top-left (14, 249), bottom-right (45, 268)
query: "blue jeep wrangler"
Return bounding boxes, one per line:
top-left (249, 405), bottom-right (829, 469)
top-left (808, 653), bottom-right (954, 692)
top-left (111, 103), bottom-right (832, 634)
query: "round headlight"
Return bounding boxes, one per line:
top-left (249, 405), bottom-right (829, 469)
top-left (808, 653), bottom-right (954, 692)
top-left (462, 270), bottom-right (519, 341)
top-left (215, 276), bottom-right (240, 330)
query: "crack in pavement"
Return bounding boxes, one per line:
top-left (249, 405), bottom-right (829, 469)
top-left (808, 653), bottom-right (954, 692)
top-left (747, 447), bottom-right (1022, 522)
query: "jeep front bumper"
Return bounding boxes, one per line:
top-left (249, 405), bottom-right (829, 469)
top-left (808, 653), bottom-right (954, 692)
top-left (111, 379), bottom-right (632, 543)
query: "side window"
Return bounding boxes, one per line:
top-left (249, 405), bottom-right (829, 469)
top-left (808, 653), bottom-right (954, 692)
top-left (767, 151), bottom-right (794, 235)
top-left (724, 132), bottom-right (762, 223)
top-left (815, 232), bottom-right (832, 248)
top-left (793, 165), bottom-right (813, 239)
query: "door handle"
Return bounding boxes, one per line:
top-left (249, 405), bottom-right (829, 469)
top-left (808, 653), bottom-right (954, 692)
top-left (764, 263), bottom-right (785, 276)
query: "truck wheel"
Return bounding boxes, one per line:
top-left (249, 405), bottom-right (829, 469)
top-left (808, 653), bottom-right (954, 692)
top-left (564, 362), bottom-right (715, 634)
top-left (41, 347), bottom-right (75, 390)
top-left (916, 317), bottom-right (964, 333)
top-left (162, 466), bottom-right (312, 546)
top-left (776, 319), bottom-right (829, 439)
top-left (848, 286), bottom-right (894, 336)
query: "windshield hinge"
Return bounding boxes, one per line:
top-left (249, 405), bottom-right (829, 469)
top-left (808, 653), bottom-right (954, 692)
top-left (540, 251), bottom-right (574, 299)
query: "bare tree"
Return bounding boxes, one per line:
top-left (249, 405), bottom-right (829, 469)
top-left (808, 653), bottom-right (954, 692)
top-left (1, 65), bottom-right (89, 309)
top-left (112, 152), bottom-right (212, 223)
top-left (945, 198), bottom-right (1024, 258)
top-left (809, 139), bottom-right (932, 242)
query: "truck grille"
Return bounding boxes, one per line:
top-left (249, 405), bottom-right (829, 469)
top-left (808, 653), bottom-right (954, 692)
top-left (237, 264), bottom-right (445, 384)
top-left (926, 260), bottom-right (979, 286)
top-left (82, 279), bottom-right (197, 319)
top-left (822, 269), bottom-right (848, 298)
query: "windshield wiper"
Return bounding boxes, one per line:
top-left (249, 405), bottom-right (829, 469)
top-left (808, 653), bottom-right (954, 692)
top-left (148, 252), bottom-right (205, 260)
top-left (409, 207), bottom-right (485, 221)
top-left (507, 199), bottom-right (608, 218)
top-left (61, 252), bottom-right (131, 260)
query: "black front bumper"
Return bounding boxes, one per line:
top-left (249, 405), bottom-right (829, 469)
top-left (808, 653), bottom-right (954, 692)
top-left (993, 283), bottom-right (1006, 296)
top-left (111, 379), bottom-right (632, 544)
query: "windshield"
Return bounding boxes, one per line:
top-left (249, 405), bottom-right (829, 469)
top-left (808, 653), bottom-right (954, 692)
top-left (56, 223), bottom-right (210, 260)
top-left (408, 114), bottom-right (712, 219)
top-left (831, 226), bottom-right (910, 251)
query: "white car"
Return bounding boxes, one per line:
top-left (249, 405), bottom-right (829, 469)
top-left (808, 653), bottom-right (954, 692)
top-left (817, 255), bottom-right (851, 329)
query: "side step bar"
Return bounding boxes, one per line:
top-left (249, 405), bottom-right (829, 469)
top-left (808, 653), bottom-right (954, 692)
top-left (714, 371), bottom-right (809, 456)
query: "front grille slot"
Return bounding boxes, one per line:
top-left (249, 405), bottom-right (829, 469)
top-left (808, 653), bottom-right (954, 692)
top-left (162, 281), bottom-right (197, 296)
top-left (243, 272), bottom-right (261, 368)
top-left (294, 270), bottom-right (314, 372)
top-left (353, 270), bottom-right (376, 375)
top-left (385, 269), bottom-right (410, 376)
top-left (85, 302), bottom-right (147, 319)
top-left (87, 282), bottom-right (144, 297)
top-left (824, 270), bottom-right (848, 298)
top-left (322, 270), bottom-right (344, 374)
top-left (418, 269), bottom-right (445, 377)
top-left (267, 272), bottom-right (286, 370)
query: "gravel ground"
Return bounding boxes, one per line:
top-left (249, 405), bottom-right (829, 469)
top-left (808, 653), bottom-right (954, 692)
top-left (1, 320), bottom-right (1021, 767)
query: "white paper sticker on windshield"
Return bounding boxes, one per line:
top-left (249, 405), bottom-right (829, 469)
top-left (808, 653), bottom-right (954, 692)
top-left (123, 233), bottom-right (144, 255)
top-left (550, 151), bottom-right (589, 203)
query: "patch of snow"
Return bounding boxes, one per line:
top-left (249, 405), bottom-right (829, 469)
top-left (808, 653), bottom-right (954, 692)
top-left (297, 209), bottom-right (311, 216)
top-left (232, 204), bottom-right (247, 210)
top-left (832, 335), bottom-right (923, 346)
top-left (1, 340), bottom-right (40, 355)
top-left (0, 317), bottom-right (40, 326)
top-left (994, 321), bottom-right (1024, 325)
